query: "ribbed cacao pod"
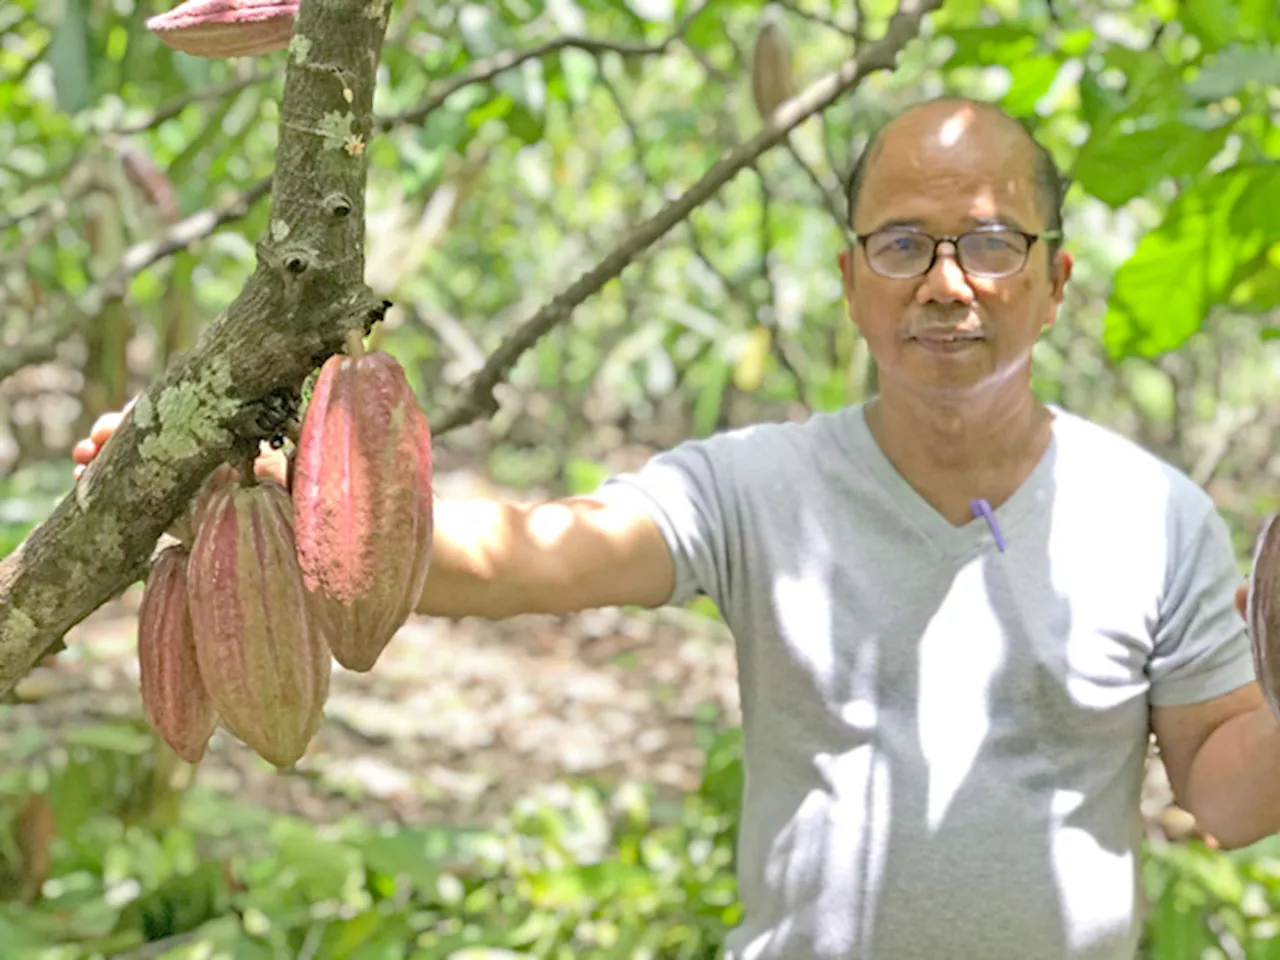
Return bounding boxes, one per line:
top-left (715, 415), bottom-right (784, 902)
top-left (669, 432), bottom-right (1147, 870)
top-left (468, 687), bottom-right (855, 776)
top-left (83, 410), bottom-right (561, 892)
top-left (146, 0), bottom-right (298, 59)
top-left (1248, 514), bottom-right (1280, 722)
top-left (751, 20), bottom-right (793, 122)
top-left (292, 342), bottom-right (434, 672)
top-left (138, 545), bottom-right (218, 763)
top-left (187, 479), bottom-right (331, 768)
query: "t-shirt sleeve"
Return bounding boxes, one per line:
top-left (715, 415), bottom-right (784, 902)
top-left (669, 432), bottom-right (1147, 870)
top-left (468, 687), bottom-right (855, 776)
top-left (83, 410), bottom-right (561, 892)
top-left (1147, 506), bottom-right (1256, 707)
top-left (589, 439), bottom-right (734, 610)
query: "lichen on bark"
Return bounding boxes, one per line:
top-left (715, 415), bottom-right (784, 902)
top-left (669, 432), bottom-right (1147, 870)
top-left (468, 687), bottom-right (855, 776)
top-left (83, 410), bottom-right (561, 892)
top-left (139, 357), bottom-right (238, 462)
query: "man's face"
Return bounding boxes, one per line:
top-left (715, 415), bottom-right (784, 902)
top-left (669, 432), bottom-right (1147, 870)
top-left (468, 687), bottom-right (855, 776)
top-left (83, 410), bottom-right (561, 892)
top-left (838, 105), bottom-right (1072, 400)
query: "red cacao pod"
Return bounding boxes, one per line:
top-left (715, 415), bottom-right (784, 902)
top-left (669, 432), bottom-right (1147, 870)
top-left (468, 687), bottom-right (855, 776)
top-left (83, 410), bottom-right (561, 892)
top-left (292, 346), bottom-right (434, 672)
top-left (187, 479), bottom-right (331, 768)
top-left (146, 0), bottom-right (298, 59)
top-left (138, 545), bottom-right (219, 764)
top-left (1248, 514), bottom-right (1280, 723)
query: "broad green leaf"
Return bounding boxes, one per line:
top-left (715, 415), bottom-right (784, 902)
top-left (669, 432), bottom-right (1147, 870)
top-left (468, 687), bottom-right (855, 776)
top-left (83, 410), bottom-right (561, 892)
top-left (1000, 55), bottom-right (1061, 115)
top-left (1237, 0), bottom-right (1277, 40)
top-left (1179, 0), bottom-right (1236, 50)
top-left (1103, 164), bottom-right (1280, 357)
top-left (1185, 48), bottom-right (1280, 100)
top-left (62, 722), bottom-right (154, 756)
top-left (941, 25), bottom-right (1039, 67)
top-left (270, 820), bottom-right (365, 904)
top-left (47, 0), bottom-right (91, 114)
top-left (1072, 121), bottom-right (1232, 207)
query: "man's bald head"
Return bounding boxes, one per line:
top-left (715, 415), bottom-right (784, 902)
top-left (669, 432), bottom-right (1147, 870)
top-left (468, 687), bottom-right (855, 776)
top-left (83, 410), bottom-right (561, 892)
top-left (844, 97), bottom-right (1067, 253)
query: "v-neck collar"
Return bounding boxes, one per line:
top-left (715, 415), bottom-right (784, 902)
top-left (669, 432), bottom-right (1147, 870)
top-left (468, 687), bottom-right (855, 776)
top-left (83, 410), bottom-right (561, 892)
top-left (846, 403), bottom-right (1058, 558)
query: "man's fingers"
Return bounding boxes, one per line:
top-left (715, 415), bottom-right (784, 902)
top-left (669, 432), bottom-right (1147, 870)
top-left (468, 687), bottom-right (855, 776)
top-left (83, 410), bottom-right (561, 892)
top-left (89, 411), bottom-right (126, 447)
top-left (72, 438), bottom-right (98, 466)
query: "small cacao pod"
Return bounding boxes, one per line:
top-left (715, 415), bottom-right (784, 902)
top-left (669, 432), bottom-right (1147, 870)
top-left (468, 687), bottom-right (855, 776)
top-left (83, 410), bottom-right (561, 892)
top-left (187, 479), bottom-right (331, 768)
top-left (292, 342), bottom-right (434, 672)
top-left (138, 545), bottom-right (219, 763)
top-left (146, 0), bottom-right (298, 59)
top-left (751, 20), bottom-right (793, 122)
top-left (1248, 513), bottom-right (1280, 722)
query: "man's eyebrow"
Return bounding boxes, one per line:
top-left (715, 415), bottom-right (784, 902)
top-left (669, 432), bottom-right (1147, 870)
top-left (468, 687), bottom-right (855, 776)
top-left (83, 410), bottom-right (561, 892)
top-left (863, 214), bottom-right (1028, 233)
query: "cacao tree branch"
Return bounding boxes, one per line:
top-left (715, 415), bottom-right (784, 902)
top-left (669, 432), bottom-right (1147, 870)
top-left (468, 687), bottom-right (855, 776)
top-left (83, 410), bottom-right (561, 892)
top-left (775, 0), bottom-right (859, 39)
top-left (117, 66), bottom-right (282, 135)
top-left (0, 0), bottom-right (393, 697)
top-left (379, 4), bottom-right (706, 131)
top-left (432, 0), bottom-right (941, 436)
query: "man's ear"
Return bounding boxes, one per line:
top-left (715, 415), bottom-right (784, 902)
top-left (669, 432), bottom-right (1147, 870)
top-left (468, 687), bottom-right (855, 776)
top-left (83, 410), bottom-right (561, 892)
top-left (838, 246), bottom-right (856, 311)
top-left (1041, 248), bottom-right (1073, 331)
top-left (1050, 249), bottom-right (1073, 301)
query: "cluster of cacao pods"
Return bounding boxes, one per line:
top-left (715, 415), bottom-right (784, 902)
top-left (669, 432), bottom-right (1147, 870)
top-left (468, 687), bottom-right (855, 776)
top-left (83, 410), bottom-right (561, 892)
top-left (138, 335), bottom-right (434, 768)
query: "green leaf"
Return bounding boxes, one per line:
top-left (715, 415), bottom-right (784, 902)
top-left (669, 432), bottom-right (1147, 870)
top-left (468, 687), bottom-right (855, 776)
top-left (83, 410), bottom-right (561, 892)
top-left (47, 0), bottom-right (91, 114)
top-left (1178, 0), bottom-right (1236, 51)
top-left (941, 25), bottom-right (1040, 67)
top-left (1103, 164), bottom-right (1280, 358)
top-left (111, 862), bottom-right (231, 942)
top-left (1000, 55), bottom-right (1062, 115)
top-left (270, 820), bottom-right (365, 904)
top-left (1072, 121), bottom-right (1232, 207)
top-left (62, 722), bottom-right (154, 756)
top-left (1185, 48), bottom-right (1280, 100)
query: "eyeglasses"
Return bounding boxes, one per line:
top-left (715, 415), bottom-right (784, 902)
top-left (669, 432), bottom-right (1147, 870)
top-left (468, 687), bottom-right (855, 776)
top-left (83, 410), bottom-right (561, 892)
top-left (851, 227), bottom-right (1063, 279)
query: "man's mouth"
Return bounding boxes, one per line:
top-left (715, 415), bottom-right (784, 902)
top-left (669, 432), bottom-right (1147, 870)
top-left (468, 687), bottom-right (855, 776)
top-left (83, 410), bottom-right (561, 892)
top-left (909, 330), bottom-right (986, 343)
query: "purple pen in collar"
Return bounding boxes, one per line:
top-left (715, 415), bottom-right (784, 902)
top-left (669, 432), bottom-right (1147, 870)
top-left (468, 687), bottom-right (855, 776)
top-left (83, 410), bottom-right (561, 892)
top-left (970, 498), bottom-right (1006, 552)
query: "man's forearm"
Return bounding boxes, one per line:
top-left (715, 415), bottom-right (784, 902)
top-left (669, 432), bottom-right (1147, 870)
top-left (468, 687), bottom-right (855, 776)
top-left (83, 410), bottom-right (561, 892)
top-left (413, 500), bottom-right (555, 620)
top-left (1185, 704), bottom-right (1280, 849)
top-left (412, 497), bottom-right (675, 621)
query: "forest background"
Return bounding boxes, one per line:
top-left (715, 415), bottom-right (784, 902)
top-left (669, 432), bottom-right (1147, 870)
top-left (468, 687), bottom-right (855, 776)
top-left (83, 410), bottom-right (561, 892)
top-left (1, 0), bottom-right (1279, 956)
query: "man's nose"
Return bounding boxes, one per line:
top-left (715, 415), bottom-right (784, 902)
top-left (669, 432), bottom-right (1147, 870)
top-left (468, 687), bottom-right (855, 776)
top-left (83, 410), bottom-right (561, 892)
top-left (917, 241), bottom-right (975, 305)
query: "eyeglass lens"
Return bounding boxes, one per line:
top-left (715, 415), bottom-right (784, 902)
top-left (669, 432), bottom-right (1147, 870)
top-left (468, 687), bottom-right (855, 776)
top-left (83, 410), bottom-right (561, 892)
top-left (866, 230), bottom-right (1030, 278)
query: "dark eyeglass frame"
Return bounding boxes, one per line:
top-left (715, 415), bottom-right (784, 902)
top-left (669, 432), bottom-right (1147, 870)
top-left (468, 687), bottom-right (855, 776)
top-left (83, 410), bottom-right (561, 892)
top-left (850, 227), bottom-right (1064, 279)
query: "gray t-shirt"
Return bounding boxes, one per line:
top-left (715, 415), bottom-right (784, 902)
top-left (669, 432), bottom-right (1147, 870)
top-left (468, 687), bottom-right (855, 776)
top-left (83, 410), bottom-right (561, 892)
top-left (594, 402), bottom-right (1254, 960)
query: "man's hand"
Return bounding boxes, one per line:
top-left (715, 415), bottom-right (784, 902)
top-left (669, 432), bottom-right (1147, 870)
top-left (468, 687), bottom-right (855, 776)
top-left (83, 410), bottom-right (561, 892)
top-left (71, 397), bottom-right (289, 487)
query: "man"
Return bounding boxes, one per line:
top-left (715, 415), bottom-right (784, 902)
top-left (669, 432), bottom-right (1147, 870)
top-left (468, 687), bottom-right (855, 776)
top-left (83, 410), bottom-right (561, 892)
top-left (75, 97), bottom-right (1271, 959)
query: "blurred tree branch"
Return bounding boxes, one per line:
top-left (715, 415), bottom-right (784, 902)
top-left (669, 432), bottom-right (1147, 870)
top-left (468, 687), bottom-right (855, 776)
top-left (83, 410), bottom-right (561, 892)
top-left (432, 0), bottom-right (942, 435)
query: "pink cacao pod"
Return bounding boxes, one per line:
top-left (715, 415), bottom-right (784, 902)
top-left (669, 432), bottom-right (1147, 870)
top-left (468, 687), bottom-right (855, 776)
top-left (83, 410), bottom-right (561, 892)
top-left (1248, 514), bottom-right (1280, 723)
top-left (138, 545), bottom-right (219, 763)
top-left (187, 479), bottom-right (331, 768)
top-left (146, 0), bottom-right (298, 59)
top-left (292, 346), bottom-right (434, 672)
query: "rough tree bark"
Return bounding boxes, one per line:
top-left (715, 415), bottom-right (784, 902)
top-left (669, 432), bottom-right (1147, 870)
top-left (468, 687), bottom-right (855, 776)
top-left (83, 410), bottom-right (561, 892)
top-left (0, 0), bottom-right (941, 697)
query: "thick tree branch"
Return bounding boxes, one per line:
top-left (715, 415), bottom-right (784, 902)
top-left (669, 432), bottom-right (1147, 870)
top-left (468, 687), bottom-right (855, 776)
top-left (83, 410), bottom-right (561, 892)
top-left (432, 0), bottom-right (941, 435)
top-left (0, 0), bottom-right (393, 696)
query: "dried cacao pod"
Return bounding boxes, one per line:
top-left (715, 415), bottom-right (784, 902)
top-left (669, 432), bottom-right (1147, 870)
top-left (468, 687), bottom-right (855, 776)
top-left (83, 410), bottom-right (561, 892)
top-left (187, 479), bottom-right (331, 768)
top-left (1248, 514), bottom-right (1280, 722)
top-left (292, 337), bottom-right (434, 672)
top-left (138, 545), bottom-right (219, 763)
top-left (751, 20), bottom-right (793, 122)
top-left (146, 0), bottom-right (298, 59)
